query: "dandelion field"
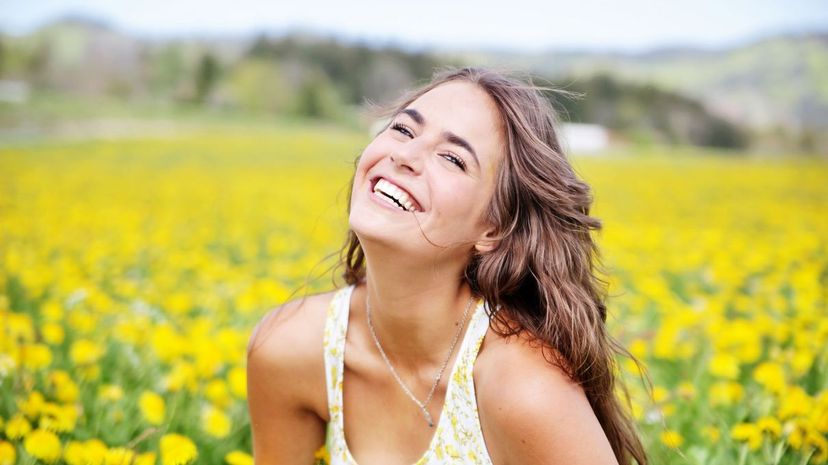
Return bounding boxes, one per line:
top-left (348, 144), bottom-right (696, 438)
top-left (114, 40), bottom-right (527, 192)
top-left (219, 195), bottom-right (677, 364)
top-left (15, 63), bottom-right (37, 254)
top-left (0, 127), bottom-right (826, 464)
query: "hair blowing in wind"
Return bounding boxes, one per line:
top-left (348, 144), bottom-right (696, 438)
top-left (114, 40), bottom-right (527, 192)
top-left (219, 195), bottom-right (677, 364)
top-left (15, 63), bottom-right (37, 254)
top-left (339, 66), bottom-right (649, 465)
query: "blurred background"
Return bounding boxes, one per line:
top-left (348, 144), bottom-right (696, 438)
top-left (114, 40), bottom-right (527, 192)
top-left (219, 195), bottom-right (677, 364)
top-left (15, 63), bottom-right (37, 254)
top-left (1, 0), bottom-right (827, 153)
top-left (1, 1), bottom-right (826, 465)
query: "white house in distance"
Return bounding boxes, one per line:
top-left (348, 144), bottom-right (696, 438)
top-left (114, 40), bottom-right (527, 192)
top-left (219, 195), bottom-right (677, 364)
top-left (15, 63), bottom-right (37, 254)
top-left (560, 122), bottom-right (610, 154)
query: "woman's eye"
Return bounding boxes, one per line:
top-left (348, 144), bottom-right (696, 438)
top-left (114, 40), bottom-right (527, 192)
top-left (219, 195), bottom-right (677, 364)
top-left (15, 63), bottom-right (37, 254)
top-left (391, 122), bottom-right (466, 171)
top-left (391, 123), bottom-right (413, 138)
top-left (442, 153), bottom-right (467, 171)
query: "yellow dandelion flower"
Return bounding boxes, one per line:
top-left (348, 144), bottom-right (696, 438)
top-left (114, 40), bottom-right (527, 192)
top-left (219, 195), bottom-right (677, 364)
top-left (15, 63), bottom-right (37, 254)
top-left (83, 439), bottom-right (109, 463)
top-left (70, 339), bottom-right (104, 365)
top-left (0, 440), bottom-right (16, 465)
top-left (731, 423), bottom-right (762, 450)
top-left (225, 450), bottom-right (254, 465)
top-left (135, 452), bottom-right (157, 465)
top-left (40, 301), bottom-right (64, 321)
top-left (49, 371), bottom-right (80, 403)
top-left (38, 402), bottom-right (78, 433)
top-left (42, 322), bottom-right (65, 345)
top-left (6, 312), bottom-right (34, 342)
top-left (660, 430), bottom-right (683, 448)
top-left (753, 361), bottom-right (786, 394)
top-left (202, 405), bottom-right (232, 438)
top-left (105, 447), bottom-right (135, 465)
top-left (20, 343), bottom-right (52, 370)
top-left (708, 353), bottom-right (740, 379)
top-left (24, 428), bottom-right (62, 463)
top-left (228, 366), bottom-right (247, 400)
top-left (709, 381), bottom-right (744, 406)
top-left (18, 391), bottom-right (46, 420)
top-left (139, 391), bottom-right (166, 425)
top-left (204, 379), bottom-right (232, 408)
top-left (62, 440), bottom-right (85, 465)
top-left (99, 384), bottom-right (125, 401)
top-left (778, 386), bottom-right (813, 419)
top-left (160, 433), bottom-right (198, 465)
top-left (5, 414), bottom-right (31, 440)
top-left (756, 416), bottom-right (782, 438)
top-left (651, 386), bottom-right (669, 403)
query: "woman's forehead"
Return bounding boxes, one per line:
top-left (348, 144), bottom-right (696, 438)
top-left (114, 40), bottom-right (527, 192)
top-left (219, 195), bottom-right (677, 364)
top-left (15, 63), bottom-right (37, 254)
top-left (405, 81), bottom-right (505, 163)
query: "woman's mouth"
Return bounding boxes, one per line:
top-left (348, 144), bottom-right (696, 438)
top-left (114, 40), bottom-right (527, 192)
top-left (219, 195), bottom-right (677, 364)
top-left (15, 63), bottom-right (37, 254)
top-left (370, 177), bottom-right (422, 212)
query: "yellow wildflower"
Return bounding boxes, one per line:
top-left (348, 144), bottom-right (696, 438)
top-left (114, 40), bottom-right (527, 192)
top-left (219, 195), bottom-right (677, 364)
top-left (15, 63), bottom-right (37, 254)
top-left (160, 433), bottom-right (198, 465)
top-left (135, 452), bottom-right (157, 465)
top-left (99, 384), bottom-right (125, 401)
top-left (756, 416), bottom-right (782, 438)
top-left (62, 440), bottom-right (85, 465)
top-left (708, 353), bottom-right (740, 379)
top-left (202, 405), bottom-right (232, 438)
top-left (753, 361), bottom-right (786, 394)
top-left (225, 450), bottom-right (254, 465)
top-left (204, 379), bottom-right (232, 408)
top-left (0, 440), bottom-right (15, 465)
top-left (49, 370), bottom-right (80, 403)
top-left (731, 423), bottom-right (762, 450)
top-left (228, 366), bottom-right (247, 399)
top-left (105, 447), bottom-right (135, 465)
top-left (20, 343), bottom-right (52, 370)
top-left (660, 430), bottom-right (683, 448)
top-left (24, 428), bottom-right (62, 463)
top-left (39, 403), bottom-right (79, 433)
top-left (651, 386), bottom-right (669, 403)
top-left (139, 391), bottom-right (166, 425)
top-left (709, 381), bottom-right (744, 406)
top-left (778, 386), bottom-right (813, 419)
top-left (5, 414), bottom-right (31, 440)
top-left (18, 390), bottom-right (46, 420)
top-left (70, 339), bottom-right (104, 365)
top-left (42, 322), bottom-right (65, 345)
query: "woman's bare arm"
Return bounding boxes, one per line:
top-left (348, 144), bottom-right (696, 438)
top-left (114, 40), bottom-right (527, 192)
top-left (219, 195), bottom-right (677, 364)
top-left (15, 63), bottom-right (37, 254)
top-left (246, 295), bottom-right (330, 464)
top-left (477, 336), bottom-right (619, 465)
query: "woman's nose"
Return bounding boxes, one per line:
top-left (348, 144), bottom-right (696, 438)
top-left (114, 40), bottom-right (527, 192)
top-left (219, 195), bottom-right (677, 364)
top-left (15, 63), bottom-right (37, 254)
top-left (390, 144), bottom-right (423, 174)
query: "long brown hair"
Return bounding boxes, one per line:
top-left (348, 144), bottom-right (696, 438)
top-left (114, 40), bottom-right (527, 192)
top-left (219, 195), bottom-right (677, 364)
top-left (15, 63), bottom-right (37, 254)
top-left (338, 66), bottom-right (648, 465)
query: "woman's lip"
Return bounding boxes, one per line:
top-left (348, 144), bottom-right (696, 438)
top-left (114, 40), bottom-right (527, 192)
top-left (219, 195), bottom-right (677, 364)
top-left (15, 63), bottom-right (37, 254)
top-left (369, 176), bottom-right (423, 212)
top-left (369, 188), bottom-right (411, 213)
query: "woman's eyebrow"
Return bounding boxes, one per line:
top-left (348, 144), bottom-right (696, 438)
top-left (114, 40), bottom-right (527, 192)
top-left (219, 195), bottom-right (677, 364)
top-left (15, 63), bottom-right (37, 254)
top-left (400, 108), bottom-right (480, 168)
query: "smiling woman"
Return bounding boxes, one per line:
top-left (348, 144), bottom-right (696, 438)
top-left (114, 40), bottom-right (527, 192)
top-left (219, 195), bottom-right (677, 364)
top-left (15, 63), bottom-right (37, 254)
top-left (246, 67), bottom-right (648, 465)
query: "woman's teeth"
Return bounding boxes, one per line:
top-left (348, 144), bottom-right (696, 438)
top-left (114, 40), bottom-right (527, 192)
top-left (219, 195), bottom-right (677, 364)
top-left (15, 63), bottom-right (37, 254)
top-left (373, 179), bottom-right (416, 212)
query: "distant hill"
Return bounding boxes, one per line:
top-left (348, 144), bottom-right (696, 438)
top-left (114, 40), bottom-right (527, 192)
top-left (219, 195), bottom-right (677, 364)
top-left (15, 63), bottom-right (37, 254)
top-left (1, 18), bottom-right (821, 151)
top-left (441, 33), bottom-right (828, 131)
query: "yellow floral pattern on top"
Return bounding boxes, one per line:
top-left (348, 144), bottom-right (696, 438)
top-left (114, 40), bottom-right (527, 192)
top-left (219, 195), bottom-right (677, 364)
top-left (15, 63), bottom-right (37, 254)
top-left (323, 284), bottom-right (495, 464)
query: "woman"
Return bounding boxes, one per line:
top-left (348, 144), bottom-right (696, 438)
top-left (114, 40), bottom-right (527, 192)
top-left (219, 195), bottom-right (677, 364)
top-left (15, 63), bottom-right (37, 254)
top-left (247, 66), bottom-right (648, 464)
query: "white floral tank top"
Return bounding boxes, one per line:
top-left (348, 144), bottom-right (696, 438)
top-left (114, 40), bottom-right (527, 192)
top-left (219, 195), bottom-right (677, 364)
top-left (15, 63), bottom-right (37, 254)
top-left (322, 284), bottom-right (495, 464)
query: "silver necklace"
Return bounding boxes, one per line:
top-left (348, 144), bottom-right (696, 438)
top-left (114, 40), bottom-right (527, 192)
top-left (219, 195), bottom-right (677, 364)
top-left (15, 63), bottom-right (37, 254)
top-left (365, 293), bottom-right (475, 428)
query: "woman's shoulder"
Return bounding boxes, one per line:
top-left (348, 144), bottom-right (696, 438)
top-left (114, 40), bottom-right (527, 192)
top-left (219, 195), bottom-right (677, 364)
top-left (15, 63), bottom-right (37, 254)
top-left (246, 287), bottom-right (341, 414)
top-left (246, 288), bottom-right (338, 359)
top-left (474, 327), bottom-right (618, 464)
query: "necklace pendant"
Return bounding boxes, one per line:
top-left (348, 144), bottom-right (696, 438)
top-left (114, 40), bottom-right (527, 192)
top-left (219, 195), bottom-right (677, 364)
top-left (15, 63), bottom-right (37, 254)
top-left (423, 409), bottom-right (434, 428)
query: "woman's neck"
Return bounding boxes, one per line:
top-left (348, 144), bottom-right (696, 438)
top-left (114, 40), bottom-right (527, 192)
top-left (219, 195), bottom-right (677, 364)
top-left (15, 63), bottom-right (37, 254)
top-left (357, 245), bottom-right (476, 372)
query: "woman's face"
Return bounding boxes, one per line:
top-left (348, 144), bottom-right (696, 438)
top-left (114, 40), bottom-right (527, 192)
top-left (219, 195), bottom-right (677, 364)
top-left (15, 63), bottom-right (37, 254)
top-left (349, 80), bottom-right (506, 260)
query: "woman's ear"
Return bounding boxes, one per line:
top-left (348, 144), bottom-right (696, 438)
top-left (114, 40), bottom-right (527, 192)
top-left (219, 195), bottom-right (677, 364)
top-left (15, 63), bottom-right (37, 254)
top-left (474, 227), bottom-right (498, 254)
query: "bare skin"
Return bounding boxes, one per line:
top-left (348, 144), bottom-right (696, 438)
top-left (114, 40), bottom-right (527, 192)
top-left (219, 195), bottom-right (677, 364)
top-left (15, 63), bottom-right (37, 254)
top-left (246, 283), bottom-right (618, 464)
top-left (247, 81), bottom-right (618, 464)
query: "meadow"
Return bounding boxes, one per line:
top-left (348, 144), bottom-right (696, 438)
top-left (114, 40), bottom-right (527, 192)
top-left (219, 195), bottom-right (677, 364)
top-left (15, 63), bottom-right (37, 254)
top-left (0, 125), bottom-right (826, 464)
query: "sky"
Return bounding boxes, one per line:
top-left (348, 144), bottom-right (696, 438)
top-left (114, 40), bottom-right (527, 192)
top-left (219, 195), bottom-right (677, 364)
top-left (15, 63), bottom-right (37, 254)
top-left (2, 0), bottom-right (827, 53)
